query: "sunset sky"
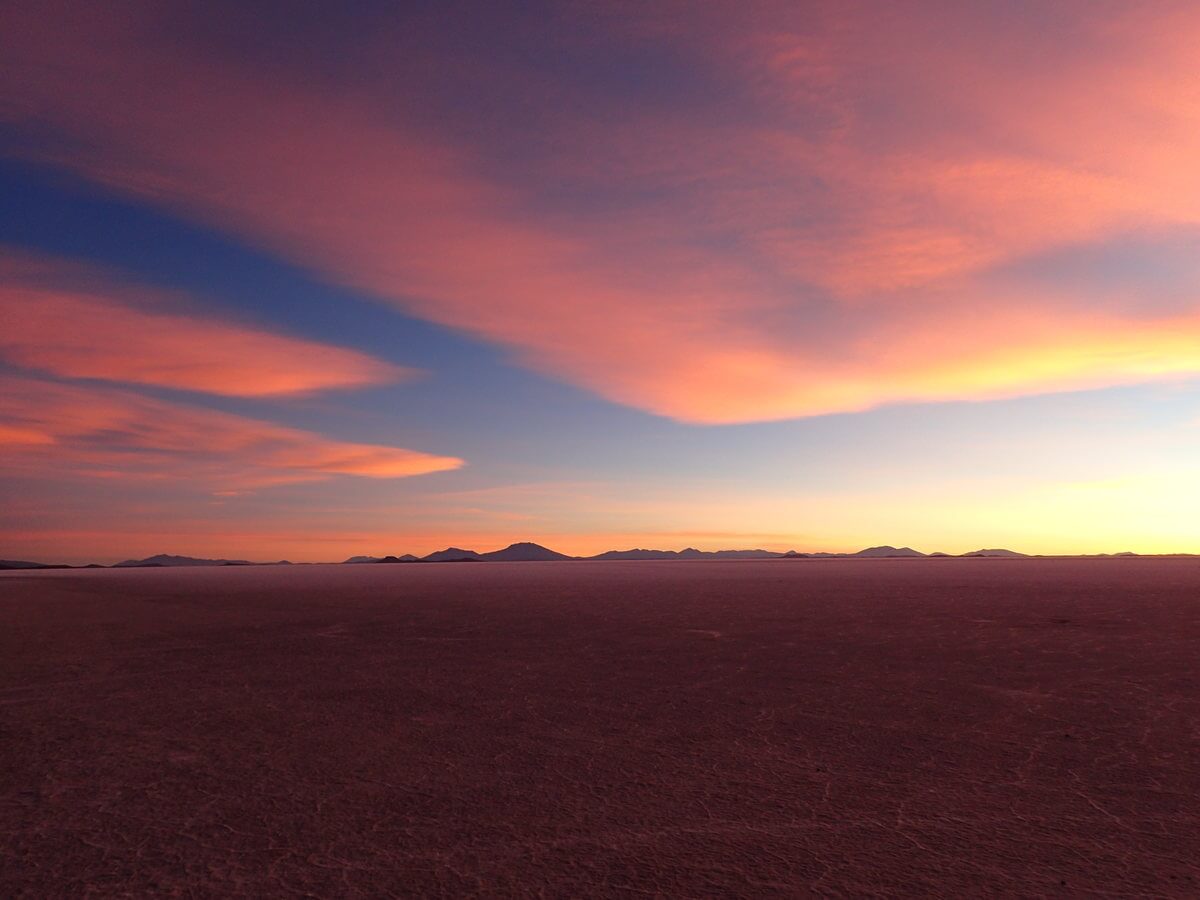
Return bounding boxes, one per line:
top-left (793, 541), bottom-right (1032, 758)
top-left (2, 0), bottom-right (1199, 563)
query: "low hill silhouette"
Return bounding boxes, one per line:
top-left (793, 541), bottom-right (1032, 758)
top-left (591, 548), bottom-right (780, 560)
top-left (0, 559), bottom-right (74, 570)
top-left (590, 548), bottom-right (696, 560)
top-left (422, 547), bottom-right (483, 562)
top-left (483, 542), bottom-right (574, 562)
top-left (785, 546), bottom-right (926, 559)
top-left (115, 554), bottom-right (255, 568)
top-left (853, 546), bottom-right (925, 558)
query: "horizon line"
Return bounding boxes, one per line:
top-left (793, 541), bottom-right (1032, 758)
top-left (5, 540), bottom-right (1197, 570)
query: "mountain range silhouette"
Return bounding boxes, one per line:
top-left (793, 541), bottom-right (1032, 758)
top-left (341, 542), bottom-right (993, 563)
top-left (4, 544), bottom-right (1180, 570)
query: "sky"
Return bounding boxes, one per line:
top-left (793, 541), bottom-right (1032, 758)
top-left (1, 0), bottom-right (1199, 563)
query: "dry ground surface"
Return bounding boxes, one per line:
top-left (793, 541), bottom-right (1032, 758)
top-left (2, 559), bottom-right (1199, 896)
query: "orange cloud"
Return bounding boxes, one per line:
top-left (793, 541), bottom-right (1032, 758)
top-left (0, 376), bottom-right (463, 487)
top-left (0, 250), bottom-right (409, 397)
top-left (2, 2), bottom-right (1200, 422)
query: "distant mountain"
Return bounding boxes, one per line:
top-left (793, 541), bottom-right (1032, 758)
top-left (86, 545), bottom-right (1068, 567)
top-left (590, 548), bottom-right (695, 560)
top-left (422, 547), bottom-right (483, 562)
top-left (114, 554), bottom-right (253, 568)
top-left (587, 546), bottom-right (935, 560)
top-left (853, 546), bottom-right (925, 558)
top-left (0, 559), bottom-right (72, 570)
top-left (780, 546), bottom-right (926, 559)
top-left (481, 542), bottom-right (574, 562)
top-left (0, 560), bottom-right (109, 570)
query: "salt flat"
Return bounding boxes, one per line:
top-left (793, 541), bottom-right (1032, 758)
top-left (2, 559), bottom-right (1198, 896)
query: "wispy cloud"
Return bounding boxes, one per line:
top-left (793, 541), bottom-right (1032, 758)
top-left (0, 249), bottom-right (410, 396)
top-left (2, 2), bottom-right (1200, 423)
top-left (0, 376), bottom-right (463, 488)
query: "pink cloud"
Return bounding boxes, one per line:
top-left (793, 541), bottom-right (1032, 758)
top-left (0, 376), bottom-right (463, 487)
top-left (2, 2), bottom-right (1200, 422)
top-left (0, 249), bottom-right (409, 397)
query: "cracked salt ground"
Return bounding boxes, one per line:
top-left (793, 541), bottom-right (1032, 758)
top-left (2, 558), bottom-right (1199, 896)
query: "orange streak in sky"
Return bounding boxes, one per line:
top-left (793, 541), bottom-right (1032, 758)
top-left (0, 376), bottom-right (463, 487)
top-left (0, 250), bottom-right (410, 397)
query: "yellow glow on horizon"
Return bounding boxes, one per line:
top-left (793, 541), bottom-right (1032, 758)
top-left (9, 464), bottom-right (1196, 564)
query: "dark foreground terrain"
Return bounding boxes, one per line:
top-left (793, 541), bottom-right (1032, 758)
top-left (2, 560), bottom-right (1198, 896)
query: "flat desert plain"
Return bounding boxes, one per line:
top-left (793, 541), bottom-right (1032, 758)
top-left (2, 559), bottom-right (1199, 896)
